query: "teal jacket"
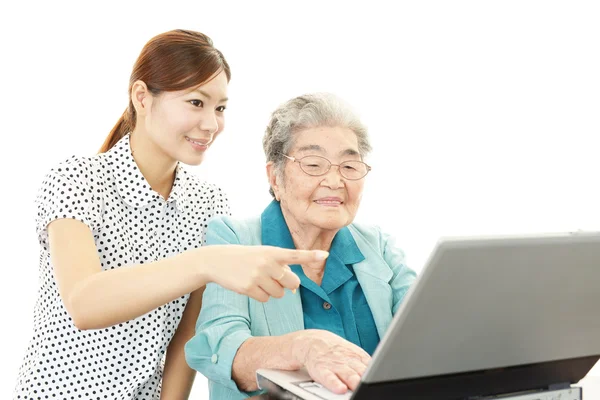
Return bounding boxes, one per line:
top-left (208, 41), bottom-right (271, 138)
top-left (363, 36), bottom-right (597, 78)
top-left (185, 214), bottom-right (416, 399)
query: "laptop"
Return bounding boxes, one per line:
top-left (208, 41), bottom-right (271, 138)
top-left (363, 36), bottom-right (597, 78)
top-left (257, 231), bottom-right (600, 400)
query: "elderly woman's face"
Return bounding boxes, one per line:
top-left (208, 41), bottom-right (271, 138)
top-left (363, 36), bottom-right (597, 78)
top-left (273, 126), bottom-right (366, 231)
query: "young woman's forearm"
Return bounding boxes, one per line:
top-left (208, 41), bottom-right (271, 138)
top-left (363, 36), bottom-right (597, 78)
top-left (67, 247), bottom-right (214, 330)
top-left (51, 218), bottom-right (318, 330)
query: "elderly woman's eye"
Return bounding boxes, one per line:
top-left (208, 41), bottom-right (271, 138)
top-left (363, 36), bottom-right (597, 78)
top-left (189, 100), bottom-right (203, 107)
top-left (343, 164), bottom-right (358, 171)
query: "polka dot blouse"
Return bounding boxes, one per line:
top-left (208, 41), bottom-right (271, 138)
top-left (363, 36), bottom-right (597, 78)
top-left (14, 134), bottom-right (230, 399)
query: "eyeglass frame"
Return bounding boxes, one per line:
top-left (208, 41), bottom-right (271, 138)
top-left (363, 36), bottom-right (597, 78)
top-left (281, 154), bottom-right (372, 180)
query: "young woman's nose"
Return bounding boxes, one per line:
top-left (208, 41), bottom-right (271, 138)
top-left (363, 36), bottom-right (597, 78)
top-left (198, 109), bottom-right (219, 135)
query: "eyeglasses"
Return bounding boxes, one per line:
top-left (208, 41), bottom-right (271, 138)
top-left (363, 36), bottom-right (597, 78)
top-left (282, 154), bottom-right (371, 180)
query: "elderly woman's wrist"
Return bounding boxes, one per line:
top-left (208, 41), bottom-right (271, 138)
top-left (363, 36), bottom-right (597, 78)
top-left (290, 331), bottom-right (317, 367)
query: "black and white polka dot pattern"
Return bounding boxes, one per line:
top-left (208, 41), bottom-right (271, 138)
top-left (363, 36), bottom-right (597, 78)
top-left (14, 134), bottom-right (229, 400)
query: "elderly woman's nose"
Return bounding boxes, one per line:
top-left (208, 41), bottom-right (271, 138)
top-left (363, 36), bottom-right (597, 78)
top-left (321, 166), bottom-right (345, 187)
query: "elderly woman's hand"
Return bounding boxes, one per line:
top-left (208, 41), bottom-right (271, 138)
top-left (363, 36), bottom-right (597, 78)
top-left (292, 329), bottom-right (372, 394)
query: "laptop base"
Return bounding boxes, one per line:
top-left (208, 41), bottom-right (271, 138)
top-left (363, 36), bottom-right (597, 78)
top-left (258, 375), bottom-right (581, 400)
top-left (258, 355), bottom-right (596, 400)
top-left (352, 355), bottom-right (596, 400)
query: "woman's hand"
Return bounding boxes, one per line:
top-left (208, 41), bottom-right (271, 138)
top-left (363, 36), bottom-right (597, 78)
top-left (202, 245), bottom-right (328, 302)
top-left (292, 330), bottom-right (372, 394)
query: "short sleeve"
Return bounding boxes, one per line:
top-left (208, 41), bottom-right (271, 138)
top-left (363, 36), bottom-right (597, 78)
top-left (198, 184), bottom-right (231, 246)
top-left (35, 157), bottom-right (102, 250)
top-left (211, 184), bottom-right (231, 217)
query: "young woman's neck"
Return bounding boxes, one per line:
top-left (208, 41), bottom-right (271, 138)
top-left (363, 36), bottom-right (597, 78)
top-left (129, 129), bottom-right (178, 200)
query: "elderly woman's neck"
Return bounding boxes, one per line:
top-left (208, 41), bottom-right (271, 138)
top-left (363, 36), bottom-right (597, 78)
top-left (289, 226), bottom-right (337, 253)
top-left (281, 211), bottom-right (337, 252)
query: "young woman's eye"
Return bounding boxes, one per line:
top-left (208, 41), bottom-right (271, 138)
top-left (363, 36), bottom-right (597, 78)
top-left (189, 99), bottom-right (203, 107)
top-left (216, 105), bottom-right (226, 112)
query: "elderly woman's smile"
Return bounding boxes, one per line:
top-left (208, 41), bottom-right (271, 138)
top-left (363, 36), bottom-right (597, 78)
top-left (313, 196), bottom-right (343, 206)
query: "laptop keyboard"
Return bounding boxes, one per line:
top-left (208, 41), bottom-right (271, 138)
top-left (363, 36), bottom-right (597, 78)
top-left (296, 381), bottom-right (352, 400)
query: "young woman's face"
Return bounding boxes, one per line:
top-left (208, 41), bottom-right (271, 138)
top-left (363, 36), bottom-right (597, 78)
top-left (143, 70), bottom-right (229, 166)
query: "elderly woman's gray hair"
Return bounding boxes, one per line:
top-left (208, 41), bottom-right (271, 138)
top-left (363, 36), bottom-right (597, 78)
top-left (262, 93), bottom-right (372, 197)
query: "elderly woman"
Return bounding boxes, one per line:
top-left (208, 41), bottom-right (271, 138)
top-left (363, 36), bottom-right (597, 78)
top-left (185, 93), bottom-right (416, 399)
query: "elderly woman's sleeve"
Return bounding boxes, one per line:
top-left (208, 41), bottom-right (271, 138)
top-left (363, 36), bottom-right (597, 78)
top-left (380, 229), bottom-right (418, 314)
top-left (184, 216), bottom-right (254, 394)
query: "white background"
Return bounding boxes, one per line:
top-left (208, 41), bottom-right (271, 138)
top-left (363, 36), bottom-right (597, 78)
top-left (0, 1), bottom-right (598, 397)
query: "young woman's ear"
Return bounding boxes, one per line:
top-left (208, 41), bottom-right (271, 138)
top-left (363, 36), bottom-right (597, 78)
top-left (131, 80), bottom-right (152, 116)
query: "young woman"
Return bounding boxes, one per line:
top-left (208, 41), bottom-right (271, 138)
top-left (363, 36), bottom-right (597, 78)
top-left (13, 29), bottom-right (327, 400)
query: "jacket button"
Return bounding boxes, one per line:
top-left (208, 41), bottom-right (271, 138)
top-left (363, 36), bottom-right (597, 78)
top-left (323, 302), bottom-right (332, 310)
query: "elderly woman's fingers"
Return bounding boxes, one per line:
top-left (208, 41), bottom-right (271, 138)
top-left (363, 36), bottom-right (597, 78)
top-left (333, 365), bottom-right (361, 391)
top-left (301, 331), bottom-right (374, 394)
top-left (312, 368), bottom-right (348, 394)
top-left (345, 344), bottom-right (372, 365)
top-left (346, 358), bottom-right (368, 376)
top-left (356, 349), bottom-right (371, 366)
